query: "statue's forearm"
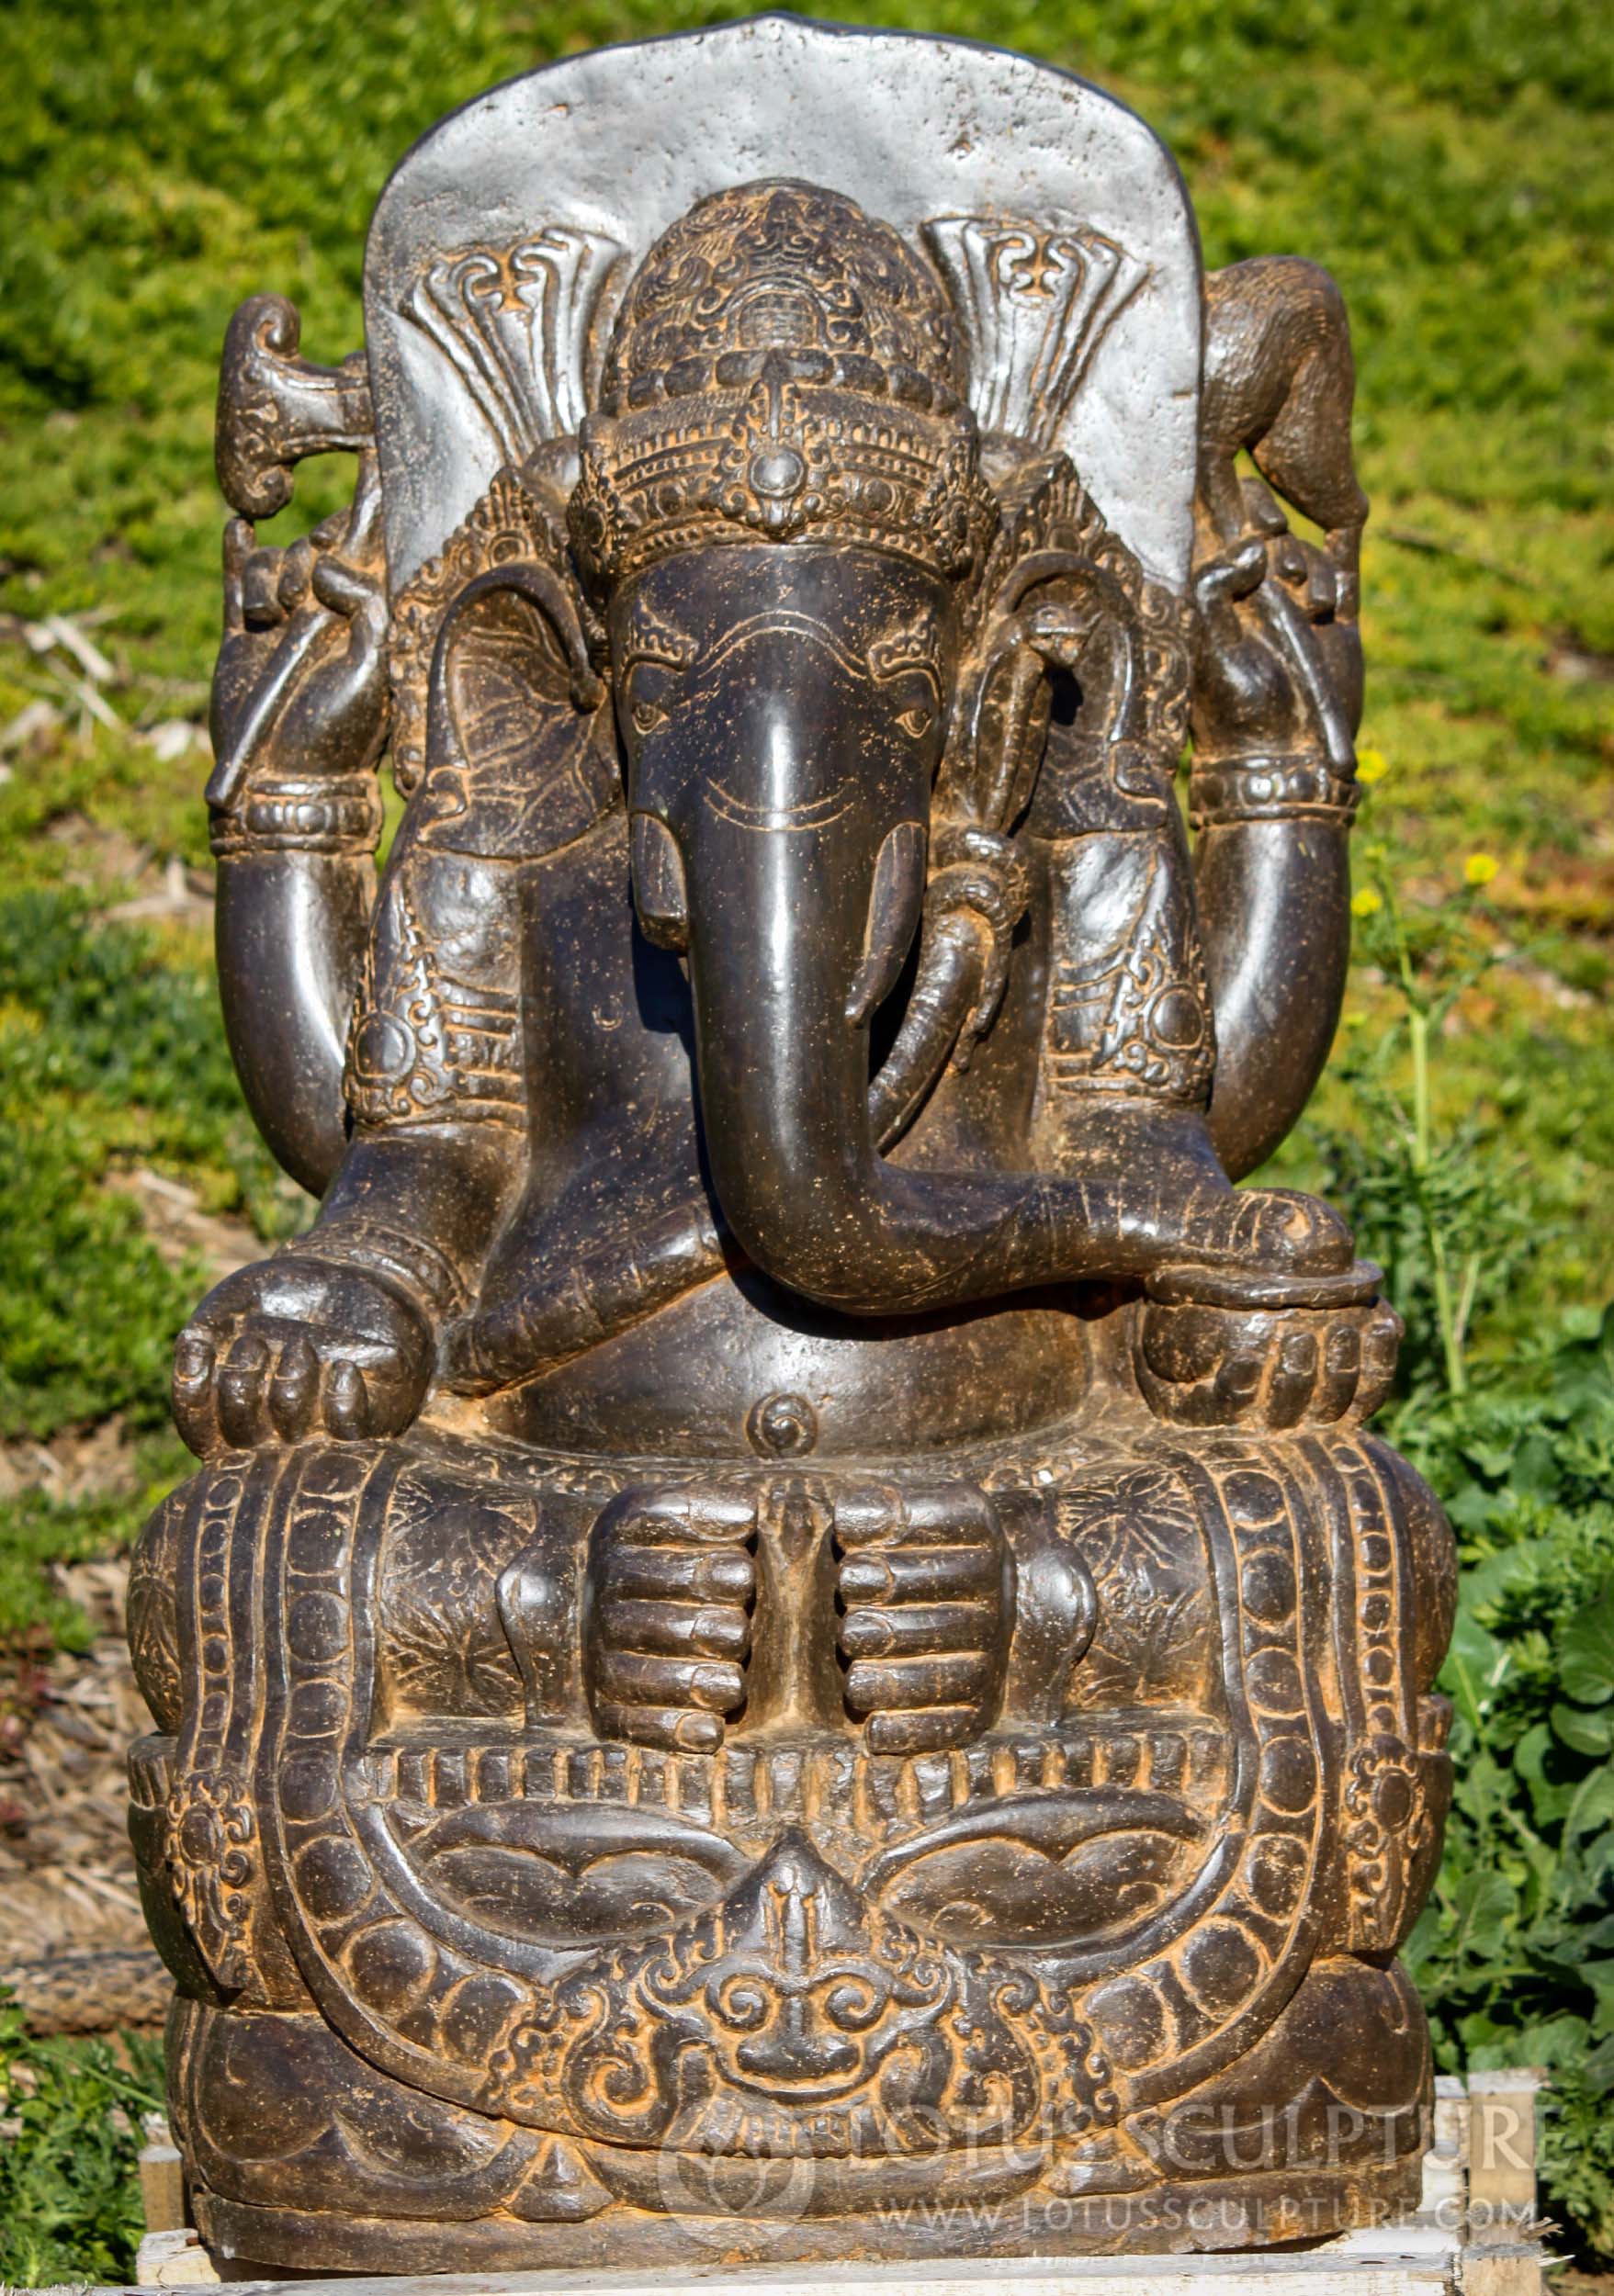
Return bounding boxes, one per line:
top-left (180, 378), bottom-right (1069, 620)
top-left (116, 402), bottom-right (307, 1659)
top-left (211, 773), bottom-right (382, 1196)
top-left (1190, 766), bottom-right (1358, 1179)
top-left (291, 830), bottom-right (532, 1318)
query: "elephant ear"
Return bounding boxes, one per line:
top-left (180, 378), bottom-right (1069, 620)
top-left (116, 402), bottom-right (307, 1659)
top-left (869, 452), bottom-right (1192, 1151)
top-left (942, 445), bottom-right (1190, 838)
top-left (385, 452), bottom-right (617, 861)
top-left (387, 451), bottom-right (604, 799)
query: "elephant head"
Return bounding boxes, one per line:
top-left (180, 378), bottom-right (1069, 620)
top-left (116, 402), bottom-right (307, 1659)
top-left (568, 184), bottom-right (1010, 1311)
top-left (553, 182), bottom-right (1347, 1315)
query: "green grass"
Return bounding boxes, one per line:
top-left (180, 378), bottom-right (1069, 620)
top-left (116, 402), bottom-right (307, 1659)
top-left (0, 0), bottom-right (1610, 2270)
top-left (0, 1992), bottom-right (164, 2285)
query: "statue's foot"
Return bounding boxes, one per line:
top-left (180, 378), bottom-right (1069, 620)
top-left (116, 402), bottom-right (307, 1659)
top-left (171, 1250), bottom-right (434, 1456)
top-left (1135, 1279), bottom-right (1402, 1430)
top-left (585, 1483), bottom-right (756, 1751)
top-left (835, 1480), bottom-right (1010, 1753)
top-left (1158, 1178), bottom-right (1354, 1277)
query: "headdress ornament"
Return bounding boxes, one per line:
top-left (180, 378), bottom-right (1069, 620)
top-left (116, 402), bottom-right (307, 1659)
top-left (570, 182), bottom-right (996, 589)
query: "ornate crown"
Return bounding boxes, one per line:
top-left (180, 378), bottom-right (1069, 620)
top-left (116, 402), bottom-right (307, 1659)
top-left (570, 181), bottom-right (997, 589)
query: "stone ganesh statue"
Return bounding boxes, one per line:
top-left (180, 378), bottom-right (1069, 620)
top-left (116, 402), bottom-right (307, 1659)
top-left (128, 22), bottom-right (1454, 2273)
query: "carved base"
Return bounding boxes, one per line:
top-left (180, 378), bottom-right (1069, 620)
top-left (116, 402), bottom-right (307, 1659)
top-left (198, 2158), bottom-right (1426, 2277)
top-left (172, 1953), bottom-right (1431, 2274)
top-left (132, 1412), bottom-right (1450, 2277)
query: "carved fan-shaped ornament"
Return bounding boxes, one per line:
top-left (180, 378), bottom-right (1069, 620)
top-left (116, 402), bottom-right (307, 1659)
top-left (403, 228), bottom-right (626, 465)
top-left (923, 216), bottom-right (1148, 444)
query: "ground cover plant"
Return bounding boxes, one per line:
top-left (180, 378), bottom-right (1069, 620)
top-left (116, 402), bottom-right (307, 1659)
top-left (0, 1993), bottom-right (164, 2286)
top-left (0, 0), bottom-right (1609, 2270)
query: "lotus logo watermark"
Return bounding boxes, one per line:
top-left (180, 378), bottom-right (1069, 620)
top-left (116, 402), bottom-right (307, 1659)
top-left (655, 2133), bottom-right (818, 2248)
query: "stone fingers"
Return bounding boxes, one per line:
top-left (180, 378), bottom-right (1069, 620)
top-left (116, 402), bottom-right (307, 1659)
top-left (845, 1652), bottom-right (995, 1713)
top-left (267, 1333), bottom-right (321, 1439)
top-left (605, 1548), bottom-right (755, 1604)
top-left (839, 1600), bottom-right (994, 1658)
top-left (836, 1480), bottom-right (994, 1549)
top-left (837, 1545), bottom-right (1000, 1604)
top-left (1264, 1331), bottom-right (1321, 1428)
top-left (590, 1651), bottom-right (747, 1756)
top-left (1136, 1293), bottom-right (1400, 1430)
top-left (835, 1482), bottom-right (1005, 1750)
top-left (1140, 1302), bottom-right (1238, 1386)
top-left (1356, 1302), bottom-right (1404, 1419)
top-left (1313, 1322), bottom-right (1363, 1421)
top-left (216, 1334), bottom-right (273, 1448)
top-left (593, 1650), bottom-right (747, 1715)
top-left (172, 1331), bottom-right (221, 1458)
top-left (864, 1706), bottom-right (985, 1756)
top-left (597, 1595), bottom-right (751, 1660)
top-left (1207, 1349), bottom-right (1266, 1422)
top-left (324, 1360), bottom-right (371, 1439)
top-left (588, 1701), bottom-right (728, 1756)
top-left (607, 1486), bottom-right (759, 1551)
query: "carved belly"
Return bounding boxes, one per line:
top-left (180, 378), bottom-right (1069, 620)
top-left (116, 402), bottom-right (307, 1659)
top-left (477, 1270), bottom-right (1092, 1458)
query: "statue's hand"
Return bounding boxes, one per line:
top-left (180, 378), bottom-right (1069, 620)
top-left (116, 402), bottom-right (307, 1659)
top-left (837, 1482), bottom-right (1010, 1754)
top-left (171, 1253), bottom-right (433, 1457)
top-left (1190, 505), bottom-right (1362, 759)
top-left (1135, 1282), bottom-right (1402, 1431)
top-left (585, 1485), bottom-right (756, 1753)
top-left (1189, 539), bottom-right (1304, 750)
top-left (208, 451), bottom-right (390, 809)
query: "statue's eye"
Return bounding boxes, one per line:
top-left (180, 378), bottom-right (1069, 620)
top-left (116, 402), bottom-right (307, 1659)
top-left (897, 703), bottom-right (933, 739)
top-left (624, 659), bottom-right (677, 738)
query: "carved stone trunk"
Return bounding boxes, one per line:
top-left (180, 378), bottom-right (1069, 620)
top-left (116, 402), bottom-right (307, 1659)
top-left (129, 18), bottom-right (1454, 2273)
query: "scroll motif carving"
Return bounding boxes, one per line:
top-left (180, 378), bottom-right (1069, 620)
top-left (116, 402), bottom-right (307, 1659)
top-left (493, 1831), bottom-right (1114, 2155)
top-left (164, 1765), bottom-right (257, 1993)
top-left (216, 292), bottom-right (374, 520)
top-left (924, 216), bottom-right (1149, 443)
top-left (404, 229), bottom-right (626, 463)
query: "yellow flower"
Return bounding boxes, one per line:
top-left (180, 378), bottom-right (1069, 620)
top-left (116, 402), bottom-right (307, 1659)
top-left (1463, 852), bottom-right (1499, 887)
top-left (1356, 748), bottom-right (1389, 785)
top-left (1350, 887), bottom-right (1383, 917)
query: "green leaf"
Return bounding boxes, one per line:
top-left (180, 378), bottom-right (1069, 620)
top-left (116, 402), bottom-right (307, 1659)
top-left (1441, 1602), bottom-right (1510, 1728)
top-left (1450, 1869), bottom-right (1518, 1968)
top-left (1509, 1433), bottom-right (1562, 1499)
top-left (1404, 1897), bottom-right (1444, 1985)
top-left (1513, 1721), bottom-right (1574, 1830)
top-left (1558, 1581), bottom-right (1614, 1706)
top-left (1552, 1701), bottom-right (1614, 1755)
top-left (1564, 1769), bottom-right (1614, 1842)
